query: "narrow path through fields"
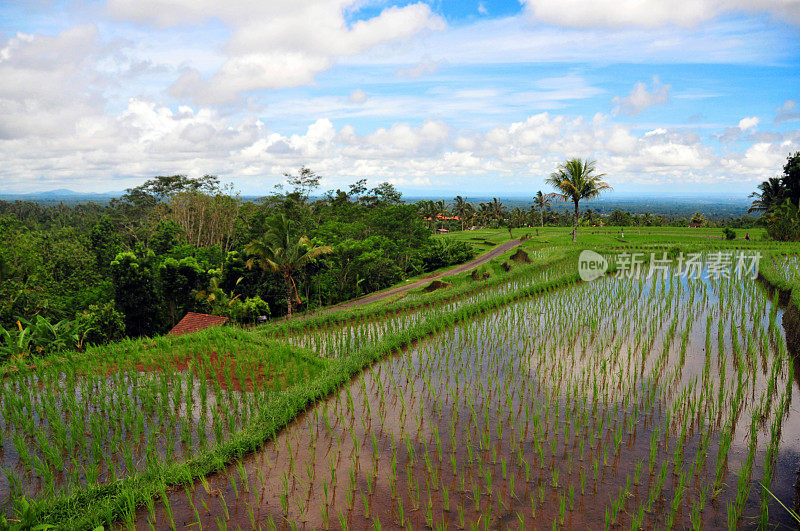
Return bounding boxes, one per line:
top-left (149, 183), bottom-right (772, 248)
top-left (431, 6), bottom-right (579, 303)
top-left (308, 238), bottom-right (523, 314)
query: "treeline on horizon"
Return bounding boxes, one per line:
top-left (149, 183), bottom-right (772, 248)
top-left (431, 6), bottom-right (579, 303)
top-left (414, 197), bottom-right (759, 231)
top-left (0, 192), bottom-right (759, 221)
top-left (3, 154), bottom-right (796, 355)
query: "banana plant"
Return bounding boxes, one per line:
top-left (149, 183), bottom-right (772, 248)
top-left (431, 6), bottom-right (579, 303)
top-left (195, 275), bottom-right (243, 314)
top-left (0, 321), bottom-right (33, 360)
top-left (0, 316), bottom-right (89, 360)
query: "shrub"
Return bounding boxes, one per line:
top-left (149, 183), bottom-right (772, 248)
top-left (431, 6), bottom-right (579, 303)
top-left (421, 240), bottom-right (476, 271)
top-left (723, 228), bottom-right (736, 240)
top-left (229, 296), bottom-right (271, 324)
top-left (77, 302), bottom-right (126, 346)
top-left (766, 200), bottom-right (800, 241)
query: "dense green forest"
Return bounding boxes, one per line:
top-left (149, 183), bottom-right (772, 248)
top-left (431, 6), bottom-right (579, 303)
top-left (0, 169), bottom-right (474, 349)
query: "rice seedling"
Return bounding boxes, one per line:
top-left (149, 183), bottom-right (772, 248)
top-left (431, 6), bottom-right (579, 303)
top-left (9, 244), bottom-right (800, 529)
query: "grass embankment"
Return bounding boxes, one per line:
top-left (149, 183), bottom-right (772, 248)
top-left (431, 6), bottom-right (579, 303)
top-left (16, 239), bottom-right (581, 528)
top-left (13, 229), bottom-right (797, 527)
top-left (759, 250), bottom-right (800, 310)
top-left (0, 327), bottom-right (327, 528)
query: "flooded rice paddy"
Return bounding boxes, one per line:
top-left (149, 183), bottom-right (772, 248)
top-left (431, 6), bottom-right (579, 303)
top-left (128, 268), bottom-right (800, 529)
top-left (0, 331), bottom-right (328, 514)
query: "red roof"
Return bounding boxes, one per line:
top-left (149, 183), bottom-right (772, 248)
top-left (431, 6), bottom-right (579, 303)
top-left (424, 215), bottom-right (460, 221)
top-left (168, 312), bottom-right (229, 337)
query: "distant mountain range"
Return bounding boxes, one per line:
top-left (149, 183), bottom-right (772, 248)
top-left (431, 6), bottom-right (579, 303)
top-left (0, 189), bottom-right (121, 202)
top-left (0, 189), bottom-right (753, 218)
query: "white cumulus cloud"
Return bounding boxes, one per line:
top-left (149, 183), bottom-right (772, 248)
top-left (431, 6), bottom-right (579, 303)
top-left (109, 0), bottom-right (445, 104)
top-left (612, 78), bottom-right (671, 117)
top-left (521, 0), bottom-right (800, 28)
top-left (738, 116), bottom-right (759, 130)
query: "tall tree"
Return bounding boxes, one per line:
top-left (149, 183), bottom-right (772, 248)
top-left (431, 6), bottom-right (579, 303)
top-left (164, 186), bottom-right (241, 250)
top-left (532, 191), bottom-right (556, 228)
top-left (418, 200), bottom-right (440, 230)
top-left (453, 196), bottom-right (469, 231)
top-left (489, 198), bottom-right (505, 223)
top-left (477, 197), bottom-right (505, 227)
top-left (159, 257), bottom-right (203, 327)
top-left (111, 174), bottom-right (221, 246)
top-left (546, 159), bottom-right (611, 242)
top-left (244, 215), bottom-right (332, 318)
top-left (749, 177), bottom-right (785, 214)
top-left (284, 167), bottom-right (321, 203)
top-left (110, 251), bottom-right (163, 336)
top-left (780, 152), bottom-right (800, 206)
top-left (509, 207), bottom-right (526, 228)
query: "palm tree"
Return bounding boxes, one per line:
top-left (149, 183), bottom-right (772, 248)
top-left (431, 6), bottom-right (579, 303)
top-left (532, 190), bottom-right (556, 228)
top-left (689, 212), bottom-right (707, 226)
top-left (419, 200), bottom-right (445, 230)
top-left (479, 197), bottom-right (505, 226)
top-left (434, 200), bottom-right (447, 230)
top-left (463, 202), bottom-right (476, 229)
top-left (245, 215), bottom-right (332, 318)
top-left (477, 202), bottom-right (491, 226)
top-left (417, 200), bottom-right (433, 229)
top-left (453, 195), bottom-right (470, 231)
top-left (749, 177), bottom-right (785, 214)
top-left (510, 207), bottom-right (526, 228)
top-left (546, 158), bottom-right (611, 242)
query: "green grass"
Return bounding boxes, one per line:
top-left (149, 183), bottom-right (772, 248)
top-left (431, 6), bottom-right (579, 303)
top-left (0, 327), bottom-right (329, 527)
top-left (5, 225), bottom-right (800, 528)
top-left (23, 255), bottom-right (584, 528)
top-left (438, 226), bottom-right (770, 247)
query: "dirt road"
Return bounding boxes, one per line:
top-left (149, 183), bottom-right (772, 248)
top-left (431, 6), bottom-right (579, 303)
top-left (307, 238), bottom-right (523, 314)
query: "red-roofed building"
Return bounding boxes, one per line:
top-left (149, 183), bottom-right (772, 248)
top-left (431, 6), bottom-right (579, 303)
top-left (168, 312), bottom-right (229, 337)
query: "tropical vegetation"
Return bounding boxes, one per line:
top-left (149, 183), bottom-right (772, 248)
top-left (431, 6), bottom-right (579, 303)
top-left (546, 158), bottom-right (612, 242)
top-left (749, 152), bottom-right (800, 240)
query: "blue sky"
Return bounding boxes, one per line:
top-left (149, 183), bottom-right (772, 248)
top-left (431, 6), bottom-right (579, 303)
top-left (0, 0), bottom-right (799, 198)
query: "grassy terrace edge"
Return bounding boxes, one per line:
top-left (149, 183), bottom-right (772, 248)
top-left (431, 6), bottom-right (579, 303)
top-left (263, 247), bottom-right (576, 336)
top-left (22, 238), bottom-right (788, 528)
top-left (31, 258), bottom-right (587, 528)
top-left (758, 251), bottom-right (800, 335)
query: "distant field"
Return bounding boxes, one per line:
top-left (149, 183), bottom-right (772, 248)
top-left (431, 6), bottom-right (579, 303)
top-left (437, 226), bottom-right (769, 248)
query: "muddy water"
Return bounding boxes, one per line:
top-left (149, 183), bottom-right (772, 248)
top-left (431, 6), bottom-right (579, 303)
top-left (128, 270), bottom-right (800, 529)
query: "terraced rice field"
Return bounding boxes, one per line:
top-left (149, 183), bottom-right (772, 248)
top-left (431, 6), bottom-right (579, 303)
top-left (0, 329), bottom-right (328, 516)
top-left (772, 254), bottom-right (800, 285)
top-left (127, 261), bottom-right (800, 529)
